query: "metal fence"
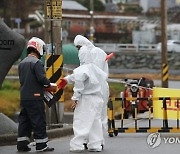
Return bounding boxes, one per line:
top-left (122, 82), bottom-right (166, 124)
top-left (95, 43), bottom-right (157, 52)
top-left (108, 97), bottom-right (180, 137)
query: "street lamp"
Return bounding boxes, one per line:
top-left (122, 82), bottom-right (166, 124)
top-left (89, 0), bottom-right (94, 43)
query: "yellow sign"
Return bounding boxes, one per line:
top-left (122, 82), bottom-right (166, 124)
top-left (153, 87), bottom-right (180, 120)
top-left (46, 54), bottom-right (64, 102)
top-left (46, 0), bottom-right (62, 19)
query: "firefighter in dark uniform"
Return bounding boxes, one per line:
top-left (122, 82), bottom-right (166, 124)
top-left (17, 37), bottom-right (54, 152)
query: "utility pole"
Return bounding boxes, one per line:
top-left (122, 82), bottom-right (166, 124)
top-left (161, 0), bottom-right (168, 88)
top-left (89, 0), bottom-right (94, 43)
top-left (45, 0), bottom-right (63, 127)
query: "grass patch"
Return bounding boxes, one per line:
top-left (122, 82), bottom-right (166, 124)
top-left (109, 83), bottom-right (125, 115)
top-left (0, 80), bottom-right (20, 117)
top-left (64, 82), bottom-right (125, 112)
top-left (109, 82), bottom-right (125, 97)
top-left (0, 80), bottom-right (125, 116)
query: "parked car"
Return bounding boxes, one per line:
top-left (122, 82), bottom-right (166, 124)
top-left (156, 40), bottom-right (180, 53)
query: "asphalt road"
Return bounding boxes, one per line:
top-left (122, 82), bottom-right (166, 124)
top-left (1, 131), bottom-right (179, 154)
top-left (154, 80), bottom-right (180, 89)
top-left (1, 118), bottom-right (180, 154)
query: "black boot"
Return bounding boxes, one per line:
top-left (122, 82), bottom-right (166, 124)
top-left (17, 140), bottom-right (31, 152)
top-left (36, 143), bottom-right (54, 152)
top-left (36, 146), bottom-right (54, 152)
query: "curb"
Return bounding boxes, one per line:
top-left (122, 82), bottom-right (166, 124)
top-left (0, 125), bottom-right (73, 146)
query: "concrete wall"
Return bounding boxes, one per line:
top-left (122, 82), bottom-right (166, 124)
top-left (109, 52), bottom-right (180, 70)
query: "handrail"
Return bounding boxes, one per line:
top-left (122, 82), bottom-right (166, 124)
top-left (95, 43), bottom-right (158, 52)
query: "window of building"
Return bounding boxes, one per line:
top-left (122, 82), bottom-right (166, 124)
top-left (63, 20), bottom-right (72, 29)
top-left (78, 21), bottom-right (85, 26)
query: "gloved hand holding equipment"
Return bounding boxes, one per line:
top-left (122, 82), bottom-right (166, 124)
top-left (44, 83), bottom-right (57, 92)
top-left (43, 83), bottom-right (58, 108)
top-left (57, 78), bottom-right (68, 89)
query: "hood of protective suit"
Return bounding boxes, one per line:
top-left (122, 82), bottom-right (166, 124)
top-left (74, 35), bottom-right (93, 65)
top-left (90, 47), bottom-right (108, 74)
top-left (74, 35), bottom-right (94, 51)
top-left (74, 35), bottom-right (108, 74)
top-left (78, 46), bottom-right (93, 65)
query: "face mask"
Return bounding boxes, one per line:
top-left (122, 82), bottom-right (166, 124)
top-left (78, 49), bottom-right (86, 65)
top-left (78, 46), bottom-right (93, 65)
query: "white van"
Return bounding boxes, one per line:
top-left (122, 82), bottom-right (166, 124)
top-left (156, 40), bottom-right (180, 53)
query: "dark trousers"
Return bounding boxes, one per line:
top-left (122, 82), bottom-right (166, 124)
top-left (17, 100), bottom-right (47, 150)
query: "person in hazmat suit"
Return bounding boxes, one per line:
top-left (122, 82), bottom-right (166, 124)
top-left (73, 35), bottom-right (110, 147)
top-left (89, 45), bottom-right (110, 148)
top-left (67, 35), bottom-right (109, 132)
top-left (90, 44), bottom-right (109, 132)
top-left (60, 35), bottom-right (109, 151)
top-left (58, 35), bottom-right (108, 152)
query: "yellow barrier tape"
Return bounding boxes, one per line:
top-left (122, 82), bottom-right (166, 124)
top-left (109, 97), bottom-right (180, 101)
top-left (147, 128), bottom-right (163, 133)
top-left (108, 129), bottom-right (114, 133)
top-left (108, 109), bottom-right (113, 121)
top-left (126, 98), bottom-right (136, 101)
top-left (170, 128), bottom-right (180, 133)
top-left (110, 97), bottom-right (116, 101)
top-left (125, 128), bottom-right (137, 133)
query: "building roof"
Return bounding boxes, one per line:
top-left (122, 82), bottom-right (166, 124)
top-left (62, 0), bottom-right (88, 11)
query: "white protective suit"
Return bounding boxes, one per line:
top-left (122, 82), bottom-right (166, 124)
top-left (90, 47), bottom-right (109, 131)
top-left (65, 35), bottom-right (109, 149)
top-left (73, 35), bottom-right (109, 130)
top-left (65, 36), bottom-right (108, 151)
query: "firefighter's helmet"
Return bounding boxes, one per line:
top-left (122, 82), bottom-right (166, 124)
top-left (27, 37), bottom-right (46, 56)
